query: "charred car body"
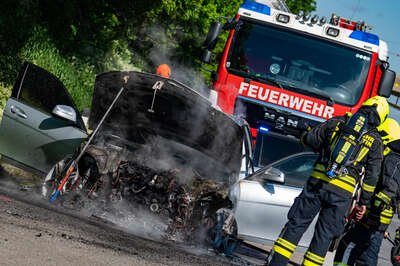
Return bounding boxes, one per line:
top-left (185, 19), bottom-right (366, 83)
top-left (0, 62), bottom-right (253, 241)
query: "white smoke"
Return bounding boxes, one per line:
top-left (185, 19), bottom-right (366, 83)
top-left (144, 26), bottom-right (210, 97)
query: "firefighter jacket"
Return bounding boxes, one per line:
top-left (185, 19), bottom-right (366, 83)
top-left (301, 111), bottom-right (383, 205)
top-left (364, 142), bottom-right (400, 231)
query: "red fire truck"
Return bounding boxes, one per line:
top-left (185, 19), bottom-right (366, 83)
top-left (203, 0), bottom-right (396, 166)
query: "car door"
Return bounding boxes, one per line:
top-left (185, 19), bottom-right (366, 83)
top-left (0, 63), bottom-right (87, 175)
top-left (234, 152), bottom-right (318, 247)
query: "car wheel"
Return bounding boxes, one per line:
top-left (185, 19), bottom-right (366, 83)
top-left (209, 208), bottom-right (238, 257)
top-left (77, 155), bottom-right (103, 198)
top-left (41, 156), bottom-right (76, 200)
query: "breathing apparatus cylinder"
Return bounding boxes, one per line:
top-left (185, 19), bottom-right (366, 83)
top-left (326, 112), bottom-right (368, 178)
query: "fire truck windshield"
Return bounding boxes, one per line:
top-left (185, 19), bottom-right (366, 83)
top-left (227, 19), bottom-right (372, 106)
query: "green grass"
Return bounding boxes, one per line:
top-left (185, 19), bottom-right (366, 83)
top-left (1, 26), bottom-right (141, 115)
top-left (0, 83), bottom-right (12, 120)
top-left (19, 27), bottom-right (96, 111)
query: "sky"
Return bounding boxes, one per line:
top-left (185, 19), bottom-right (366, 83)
top-left (316, 0), bottom-right (400, 74)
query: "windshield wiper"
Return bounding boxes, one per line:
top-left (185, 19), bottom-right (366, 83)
top-left (235, 70), bottom-right (288, 90)
top-left (262, 75), bottom-right (335, 107)
top-left (297, 86), bottom-right (335, 106)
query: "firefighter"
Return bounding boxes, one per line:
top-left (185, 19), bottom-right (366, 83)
top-left (156, 63), bottom-right (171, 78)
top-left (267, 96), bottom-right (388, 266)
top-left (334, 118), bottom-right (400, 266)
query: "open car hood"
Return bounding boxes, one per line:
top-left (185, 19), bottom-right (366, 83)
top-left (89, 71), bottom-right (244, 182)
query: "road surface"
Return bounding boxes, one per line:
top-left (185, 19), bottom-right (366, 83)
top-left (0, 166), bottom-right (396, 266)
top-left (0, 177), bottom-right (234, 266)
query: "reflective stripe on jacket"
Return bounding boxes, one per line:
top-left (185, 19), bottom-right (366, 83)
top-left (302, 115), bottom-right (383, 203)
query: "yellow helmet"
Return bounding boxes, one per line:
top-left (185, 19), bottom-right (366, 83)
top-left (361, 96), bottom-right (389, 124)
top-left (377, 118), bottom-right (400, 155)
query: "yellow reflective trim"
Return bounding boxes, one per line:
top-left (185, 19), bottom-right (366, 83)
top-left (384, 147), bottom-right (391, 156)
top-left (330, 124), bottom-right (341, 143)
top-left (382, 210), bottom-right (394, 216)
top-left (381, 211), bottom-right (394, 219)
top-left (361, 135), bottom-right (374, 148)
top-left (315, 164), bottom-right (326, 171)
top-left (382, 207), bottom-right (394, 214)
top-left (303, 258), bottom-right (321, 266)
top-left (276, 237), bottom-right (296, 251)
top-left (342, 141), bottom-right (351, 152)
top-left (354, 147), bottom-right (369, 165)
top-left (335, 140), bottom-right (352, 165)
top-left (376, 192), bottom-right (391, 205)
top-left (273, 245), bottom-right (292, 259)
top-left (311, 171), bottom-right (355, 193)
top-left (362, 183), bottom-right (376, 193)
top-left (334, 262), bottom-right (348, 266)
top-left (341, 175), bottom-right (356, 185)
top-left (380, 216), bottom-right (392, 224)
top-left (305, 251), bottom-right (325, 263)
top-left (330, 122), bottom-right (341, 147)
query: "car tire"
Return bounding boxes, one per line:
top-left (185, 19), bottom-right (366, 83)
top-left (209, 208), bottom-right (238, 257)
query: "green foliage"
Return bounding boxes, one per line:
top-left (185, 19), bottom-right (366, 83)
top-left (0, 83), bottom-right (12, 118)
top-left (100, 40), bottom-right (139, 72)
top-left (286, 0), bottom-right (317, 14)
top-left (0, 0), bottom-right (318, 110)
top-left (19, 27), bottom-right (95, 111)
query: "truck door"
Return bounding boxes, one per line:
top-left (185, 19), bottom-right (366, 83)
top-left (0, 63), bottom-right (87, 175)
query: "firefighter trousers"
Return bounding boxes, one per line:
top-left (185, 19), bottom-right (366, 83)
top-left (268, 181), bottom-right (352, 266)
top-left (334, 223), bottom-right (384, 266)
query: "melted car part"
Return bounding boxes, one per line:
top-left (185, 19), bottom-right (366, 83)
top-left (89, 71), bottom-right (243, 182)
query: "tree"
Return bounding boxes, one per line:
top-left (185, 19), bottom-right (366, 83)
top-left (0, 0), bottom-right (319, 109)
top-left (285, 0), bottom-right (317, 14)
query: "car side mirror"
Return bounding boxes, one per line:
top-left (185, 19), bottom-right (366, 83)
top-left (378, 68), bottom-right (396, 97)
top-left (262, 167), bottom-right (285, 184)
top-left (52, 105), bottom-right (77, 123)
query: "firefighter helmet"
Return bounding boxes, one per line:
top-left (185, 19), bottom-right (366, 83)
top-left (361, 96), bottom-right (389, 124)
top-left (156, 64), bottom-right (171, 78)
top-left (378, 118), bottom-right (400, 155)
top-left (378, 118), bottom-right (400, 146)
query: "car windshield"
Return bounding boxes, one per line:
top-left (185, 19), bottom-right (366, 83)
top-left (227, 19), bottom-right (372, 106)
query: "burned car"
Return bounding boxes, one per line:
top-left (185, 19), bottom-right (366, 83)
top-left (0, 62), bottom-right (253, 241)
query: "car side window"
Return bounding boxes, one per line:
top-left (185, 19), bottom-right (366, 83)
top-left (16, 64), bottom-right (72, 114)
top-left (13, 63), bottom-right (86, 131)
top-left (272, 154), bottom-right (317, 187)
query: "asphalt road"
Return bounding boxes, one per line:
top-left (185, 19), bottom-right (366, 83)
top-left (0, 169), bottom-right (396, 266)
top-left (0, 177), bottom-right (236, 266)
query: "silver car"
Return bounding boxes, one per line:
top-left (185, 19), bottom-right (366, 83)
top-left (229, 151), bottom-right (318, 247)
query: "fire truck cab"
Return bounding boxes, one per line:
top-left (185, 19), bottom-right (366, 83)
top-left (203, 0), bottom-right (396, 166)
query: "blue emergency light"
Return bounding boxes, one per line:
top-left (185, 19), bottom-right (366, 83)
top-left (259, 126), bottom-right (270, 133)
top-left (349, 30), bottom-right (379, 45)
top-left (240, 0), bottom-right (271, 16)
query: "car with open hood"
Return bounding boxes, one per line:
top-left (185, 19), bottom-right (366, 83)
top-left (0, 62), bottom-right (248, 179)
top-left (0, 62), bottom-right (317, 251)
top-left (0, 62), bottom-right (254, 240)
